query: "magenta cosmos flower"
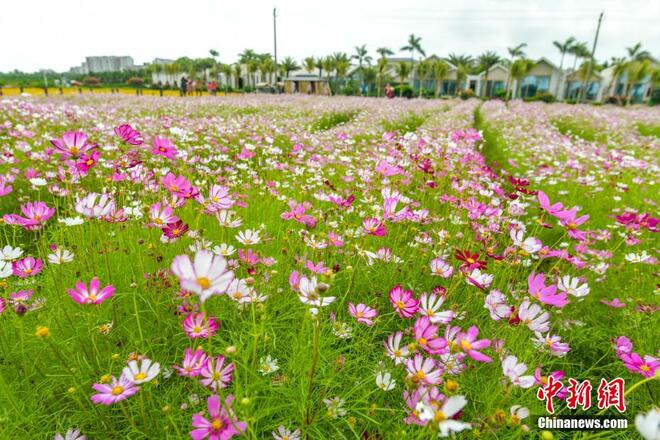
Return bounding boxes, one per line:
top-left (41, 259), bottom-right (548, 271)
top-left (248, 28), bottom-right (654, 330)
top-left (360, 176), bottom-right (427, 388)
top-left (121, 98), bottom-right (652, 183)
top-left (619, 353), bottom-right (659, 378)
top-left (12, 256), bottom-right (43, 278)
top-left (161, 173), bottom-right (197, 198)
top-left (456, 326), bottom-right (492, 363)
top-left (389, 285), bottom-right (419, 318)
top-left (191, 394), bottom-right (246, 440)
top-left (152, 136), bottom-right (178, 159)
top-left (174, 348), bottom-right (209, 377)
top-left (183, 312), bottom-right (219, 339)
top-left (348, 303), bottom-right (378, 326)
top-left (67, 278), bottom-right (115, 304)
top-left (363, 217), bottom-right (387, 236)
top-left (90, 374), bottom-right (139, 405)
top-left (171, 250), bottom-right (234, 303)
top-left (527, 272), bottom-right (567, 308)
top-left (114, 123), bottom-right (143, 145)
top-left (3, 201), bottom-right (55, 230)
top-left (413, 316), bottom-right (448, 355)
top-left (50, 131), bottom-right (96, 159)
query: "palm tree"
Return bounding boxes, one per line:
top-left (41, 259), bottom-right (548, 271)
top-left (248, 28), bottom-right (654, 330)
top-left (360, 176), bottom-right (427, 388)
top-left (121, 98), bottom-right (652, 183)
top-left (569, 42), bottom-right (589, 72)
top-left (553, 37), bottom-right (576, 98)
top-left (239, 49), bottom-right (258, 64)
top-left (510, 59), bottom-right (536, 99)
top-left (233, 64), bottom-right (242, 89)
top-left (376, 57), bottom-right (389, 97)
top-left (401, 34), bottom-right (425, 89)
top-left (281, 57), bottom-right (299, 79)
top-left (625, 59), bottom-right (651, 104)
top-left (247, 60), bottom-right (259, 89)
top-left (626, 43), bottom-right (652, 62)
top-left (477, 51), bottom-right (501, 97)
top-left (416, 60), bottom-right (432, 97)
top-left (362, 67), bottom-right (376, 95)
top-left (447, 53), bottom-right (473, 94)
top-left (432, 60), bottom-right (449, 97)
top-left (376, 47), bottom-right (394, 59)
top-left (259, 57), bottom-right (276, 85)
top-left (394, 62), bottom-right (411, 97)
top-left (606, 57), bottom-right (628, 102)
top-left (505, 43), bottom-right (526, 100)
top-left (303, 57), bottom-right (316, 75)
top-left (331, 52), bottom-right (349, 93)
top-left (222, 64), bottom-right (232, 92)
top-left (322, 56), bottom-right (334, 80)
top-left (352, 45), bottom-right (372, 95)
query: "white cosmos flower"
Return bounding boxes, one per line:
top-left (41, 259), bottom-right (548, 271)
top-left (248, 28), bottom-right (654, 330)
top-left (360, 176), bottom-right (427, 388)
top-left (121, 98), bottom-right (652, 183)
top-left (58, 216), bottom-right (84, 226)
top-left (557, 276), bottom-right (589, 298)
top-left (467, 269), bottom-right (493, 288)
top-left (635, 408), bottom-right (660, 440)
top-left (216, 210), bottom-right (242, 228)
top-left (298, 275), bottom-right (335, 307)
top-left (212, 243), bottom-right (235, 256)
top-left (29, 178), bottom-right (47, 186)
top-left (236, 229), bottom-right (261, 245)
top-left (171, 250), bottom-right (235, 303)
top-left (625, 251), bottom-right (651, 263)
top-left (0, 245), bottom-right (23, 261)
top-left (418, 395), bottom-right (471, 437)
top-left (47, 248), bottom-right (75, 264)
top-left (0, 261), bottom-right (13, 278)
top-left (259, 355), bottom-right (279, 375)
top-left (375, 371), bottom-right (396, 391)
top-left (122, 358), bottom-right (160, 384)
top-left (502, 355), bottom-right (535, 388)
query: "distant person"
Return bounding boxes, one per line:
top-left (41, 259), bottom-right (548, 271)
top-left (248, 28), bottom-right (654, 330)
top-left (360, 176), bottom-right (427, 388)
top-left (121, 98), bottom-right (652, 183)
top-left (208, 80), bottom-right (217, 96)
top-left (187, 79), bottom-right (193, 96)
top-left (385, 83), bottom-right (394, 99)
top-left (180, 77), bottom-right (187, 96)
top-left (306, 83), bottom-right (313, 95)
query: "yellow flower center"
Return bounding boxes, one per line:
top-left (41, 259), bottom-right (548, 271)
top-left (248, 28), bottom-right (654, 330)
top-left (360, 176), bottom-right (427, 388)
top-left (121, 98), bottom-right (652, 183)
top-left (641, 365), bottom-right (650, 373)
top-left (193, 325), bottom-right (203, 333)
top-left (70, 146), bottom-right (79, 155)
top-left (395, 300), bottom-right (405, 309)
top-left (466, 257), bottom-right (475, 264)
top-left (197, 277), bottom-right (210, 289)
top-left (111, 385), bottom-right (124, 396)
top-left (434, 410), bottom-right (446, 422)
top-left (134, 372), bottom-right (147, 381)
top-left (419, 337), bottom-right (428, 346)
top-left (211, 418), bottom-right (223, 430)
top-left (461, 340), bottom-right (472, 351)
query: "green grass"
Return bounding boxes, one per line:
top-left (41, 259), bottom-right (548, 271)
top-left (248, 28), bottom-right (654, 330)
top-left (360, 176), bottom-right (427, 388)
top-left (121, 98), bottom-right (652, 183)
top-left (636, 122), bottom-right (660, 138)
top-left (0, 96), bottom-right (657, 440)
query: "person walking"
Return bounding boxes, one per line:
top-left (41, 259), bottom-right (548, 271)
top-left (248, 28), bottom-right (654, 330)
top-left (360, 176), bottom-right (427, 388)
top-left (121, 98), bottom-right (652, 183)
top-left (179, 76), bottom-right (187, 97)
top-left (385, 83), bottom-right (394, 99)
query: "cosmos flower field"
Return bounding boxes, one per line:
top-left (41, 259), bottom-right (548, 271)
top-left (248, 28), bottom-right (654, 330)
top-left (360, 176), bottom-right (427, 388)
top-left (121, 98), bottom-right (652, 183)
top-left (0, 95), bottom-right (658, 439)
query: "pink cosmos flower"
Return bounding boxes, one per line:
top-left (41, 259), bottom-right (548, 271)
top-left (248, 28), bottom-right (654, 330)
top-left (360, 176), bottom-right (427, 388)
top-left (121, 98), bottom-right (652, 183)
top-left (67, 278), bottom-right (115, 304)
top-left (90, 374), bottom-right (139, 405)
top-left (195, 185), bottom-right (233, 214)
top-left (363, 217), bottom-right (387, 236)
top-left (161, 173), bottom-right (197, 199)
top-left (613, 336), bottom-right (633, 356)
top-left (174, 348), bottom-right (208, 377)
top-left (163, 220), bottom-right (189, 240)
top-left (534, 367), bottom-right (568, 399)
top-left (0, 298), bottom-right (4, 314)
top-left (51, 131), bottom-right (97, 159)
top-left (12, 256), bottom-right (43, 278)
top-left (619, 353), bottom-right (659, 378)
top-left (199, 355), bottom-right (234, 391)
top-left (328, 194), bottom-right (354, 208)
top-left (281, 200), bottom-right (317, 228)
top-left (75, 193), bottom-right (116, 218)
top-left (190, 394), bottom-right (246, 440)
top-left (328, 232), bottom-right (344, 247)
top-left (183, 313), bottom-right (219, 339)
top-left (405, 354), bottom-right (443, 385)
top-left (348, 303), bottom-right (378, 326)
top-left (484, 290), bottom-right (512, 321)
top-left (537, 191), bottom-right (564, 215)
top-left (557, 208), bottom-right (589, 241)
top-left (601, 298), bottom-right (626, 308)
top-left (532, 332), bottom-right (570, 357)
top-left (528, 272), bottom-right (567, 308)
top-left (151, 136), bottom-right (178, 159)
top-left (389, 285), bottom-right (419, 318)
top-left (305, 260), bottom-right (329, 275)
top-left (148, 202), bottom-right (179, 228)
top-left (456, 326), bottom-right (492, 363)
top-left (429, 258), bottom-right (454, 278)
top-left (413, 316), bottom-right (448, 355)
top-left (114, 123), bottom-right (143, 145)
top-left (3, 202), bottom-right (55, 230)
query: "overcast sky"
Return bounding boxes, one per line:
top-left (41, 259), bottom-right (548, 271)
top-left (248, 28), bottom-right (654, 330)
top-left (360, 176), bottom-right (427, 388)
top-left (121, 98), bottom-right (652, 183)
top-left (1, 0), bottom-right (658, 72)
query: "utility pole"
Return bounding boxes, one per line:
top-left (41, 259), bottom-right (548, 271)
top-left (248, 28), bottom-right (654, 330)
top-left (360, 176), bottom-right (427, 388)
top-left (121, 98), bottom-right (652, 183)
top-left (273, 7), bottom-right (278, 84)
top-left (579, 11), bottom-right (603, 103)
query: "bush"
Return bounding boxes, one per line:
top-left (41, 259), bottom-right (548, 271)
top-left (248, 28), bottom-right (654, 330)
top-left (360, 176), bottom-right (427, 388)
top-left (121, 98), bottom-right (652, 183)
top-left (83, 76), bottom-right (101, 86)
top-left (126, 77), bottom-right (145, 86)
top-left (533, 92), bottom-right (556, 103)
top-left (459, 89), bottom-right (475, 100)
top-left (393, 85), bottom-right (414, 99)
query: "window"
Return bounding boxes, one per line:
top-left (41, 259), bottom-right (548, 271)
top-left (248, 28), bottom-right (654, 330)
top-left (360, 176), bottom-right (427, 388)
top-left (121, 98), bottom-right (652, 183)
top-left (442, 80), bottom-right (457, 95)
top-left (521, 75), bottom-right (550, 97)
